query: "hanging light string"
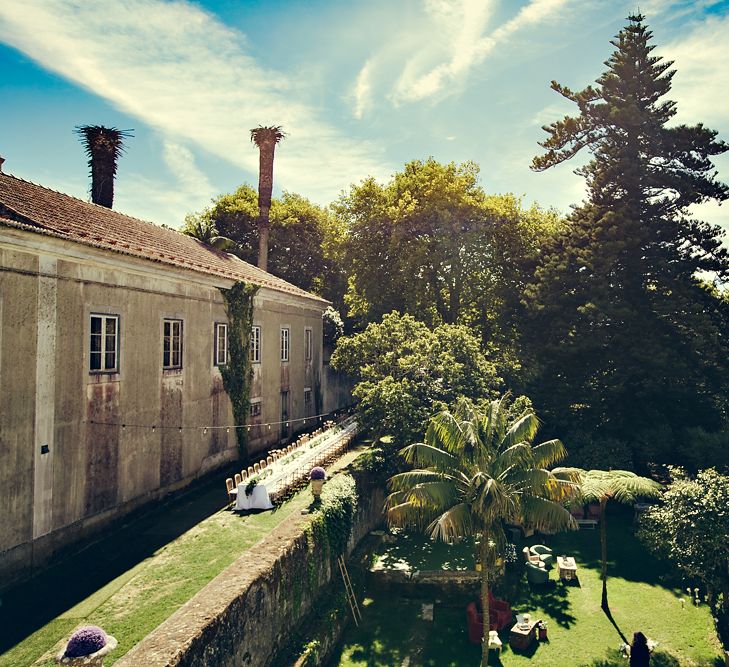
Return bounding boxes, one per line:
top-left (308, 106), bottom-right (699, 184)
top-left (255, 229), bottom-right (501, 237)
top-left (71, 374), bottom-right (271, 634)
top-left (83, 409), bottom-right (349, 432)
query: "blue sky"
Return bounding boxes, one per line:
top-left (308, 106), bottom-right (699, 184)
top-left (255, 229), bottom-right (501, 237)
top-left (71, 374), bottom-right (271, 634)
top-left (1, 0), bottom-right (728, 239)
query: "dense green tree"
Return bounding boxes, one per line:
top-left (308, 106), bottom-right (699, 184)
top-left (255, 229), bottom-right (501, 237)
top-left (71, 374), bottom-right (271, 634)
top-left (335, 159), bottom-right (562, 361)
top-left (639, 468), bottom-right (729, 611)
top-left (330, 312), bottom-right (501, 444)
top-left (387, 396), bottom-right (579, 666)
top-left (184, 186), bottom-right (345, 305)
top-left (526, 14), bottom-right (729, 465)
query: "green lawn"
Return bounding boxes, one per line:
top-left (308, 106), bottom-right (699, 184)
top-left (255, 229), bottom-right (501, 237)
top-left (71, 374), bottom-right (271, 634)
top-left (334, 508), bottom-right (724, 667)
top-left (0, 445), bottom-right (368, 667)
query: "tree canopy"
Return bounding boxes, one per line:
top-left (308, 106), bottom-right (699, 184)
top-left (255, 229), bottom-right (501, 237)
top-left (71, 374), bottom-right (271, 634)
top-left (335, 159), bottom-right (563, 361)
top-left (640, 468), bottom-right (729, 611)
top-left (387, 395), bottom-right (579, 665)
top-left (525, 14), bottom-right (729, 467)
top-left (330, 311), bottom-right (501, 444)
top-left (183, 185), bottom-right (345, 305)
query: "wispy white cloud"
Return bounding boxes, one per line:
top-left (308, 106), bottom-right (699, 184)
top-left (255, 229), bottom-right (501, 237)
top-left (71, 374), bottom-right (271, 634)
top-left (0, 0), bottom-right (390, 209)
top-left (393, 0), bottom-right (570, 103)
top-left (162, 140), bottom-right (216, 204)
top-left (351, 60), bottom-right (373, 119)
top-left (659, 14), bottom-right (729, 127)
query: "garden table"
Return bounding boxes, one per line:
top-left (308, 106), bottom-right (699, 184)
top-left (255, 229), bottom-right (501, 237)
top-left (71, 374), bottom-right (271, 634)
top-left (234, 420), bottom-right (357, 511)
top-left (509, 617), bottom-right (540, 650)
top-left (556, 555), bottom-right (578, 581)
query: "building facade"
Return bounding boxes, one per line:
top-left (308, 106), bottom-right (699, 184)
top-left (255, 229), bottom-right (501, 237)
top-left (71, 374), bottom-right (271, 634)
top-left (0, 172), bottom-right (336, 586)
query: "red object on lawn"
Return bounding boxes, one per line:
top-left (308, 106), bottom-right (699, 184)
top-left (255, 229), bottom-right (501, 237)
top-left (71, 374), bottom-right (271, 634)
top-left (466, 594), bottom-right (513, 644)
top-left (488, 590), bottom-right (513, 630)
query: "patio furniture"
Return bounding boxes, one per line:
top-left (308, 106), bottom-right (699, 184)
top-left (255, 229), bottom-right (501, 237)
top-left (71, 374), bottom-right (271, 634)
top-left (556, 555), bottom-right (578, 581)
top-left (488, 591), bottom-right (513, 630)
top-left (510, 617), bottom-right (540, 650)
top-left (530, 544), bottom-right (554, 567)
top-left (488, 630), bottom-right (502, 654)
top-left (525, 561), bottom-right (549, 584)
top-left (466, 602), bottom-right (483, 644)
top-left (576, 518), bottom-right (598, 529)
top-left (522, 546), bottom-right (542, 566)
top-left (225, 477), bottom-right (237, 503)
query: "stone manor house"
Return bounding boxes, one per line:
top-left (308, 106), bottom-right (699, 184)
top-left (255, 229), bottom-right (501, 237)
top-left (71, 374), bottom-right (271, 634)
top-left (0, 168), bottom-right (348, 586)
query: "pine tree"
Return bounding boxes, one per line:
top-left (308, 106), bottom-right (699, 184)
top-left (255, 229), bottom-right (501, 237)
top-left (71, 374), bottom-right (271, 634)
top-left (525, 14), bottom-right (729, 466)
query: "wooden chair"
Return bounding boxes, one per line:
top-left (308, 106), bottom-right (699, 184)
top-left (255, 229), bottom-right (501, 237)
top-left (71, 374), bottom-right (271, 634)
top-left (234, 473), bottom-right (242, 487)
top-left (248, 466), bottom-right (255, 477)
top-left (225, 478), bottom-right (237, 503)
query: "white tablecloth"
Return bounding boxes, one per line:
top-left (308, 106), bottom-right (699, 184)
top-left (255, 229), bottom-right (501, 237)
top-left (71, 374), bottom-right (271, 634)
top-left (233, 420), bottom-right (357, 511)
top-left (235, 483), bottom-right (274, 510)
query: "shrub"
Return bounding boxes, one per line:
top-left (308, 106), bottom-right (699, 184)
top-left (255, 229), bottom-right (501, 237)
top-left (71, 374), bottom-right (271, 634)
top-left (65, 626), bottom-right (107, 658)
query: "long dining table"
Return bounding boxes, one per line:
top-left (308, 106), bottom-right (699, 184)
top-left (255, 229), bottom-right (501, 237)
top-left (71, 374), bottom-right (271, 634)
top-left (234, 420), bottom-right (357, 511)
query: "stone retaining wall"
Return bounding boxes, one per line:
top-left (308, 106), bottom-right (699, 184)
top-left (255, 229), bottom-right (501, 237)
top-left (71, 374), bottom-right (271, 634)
top-left (116, 473), bottom-right (384, 667)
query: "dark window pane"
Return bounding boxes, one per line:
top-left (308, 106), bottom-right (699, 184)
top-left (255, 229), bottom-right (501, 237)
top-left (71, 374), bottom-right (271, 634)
top-left (105, 351), bottom-right (116, 369)
top-left (90, 352), bottom-right (101, 370)
top-left (90, 333), bottom-right (102, 354)
top-left (91, 317), bottom-right (101, 335)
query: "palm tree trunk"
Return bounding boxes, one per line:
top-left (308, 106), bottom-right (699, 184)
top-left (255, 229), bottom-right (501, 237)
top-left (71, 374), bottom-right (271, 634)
top-left (480, 536), bottom-right (490, 667)
top-left (256, 144), bottom-right (274, 272)
top-left (600, 498), bottom-right (609, 610)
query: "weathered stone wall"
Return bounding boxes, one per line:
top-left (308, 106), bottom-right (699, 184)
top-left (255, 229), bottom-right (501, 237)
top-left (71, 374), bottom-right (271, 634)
top-left (0, 228), bottom-right (335, 589)
top-left (116, 476), bottom-right (385, 667)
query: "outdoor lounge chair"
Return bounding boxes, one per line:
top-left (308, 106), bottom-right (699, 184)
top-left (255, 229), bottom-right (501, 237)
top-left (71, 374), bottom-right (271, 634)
top-left (530, 544), bottom-right (554, 567)
top-left (525, 561), bottom-right (550, 584)
top-left (488, 591), bottom-right (512, 630)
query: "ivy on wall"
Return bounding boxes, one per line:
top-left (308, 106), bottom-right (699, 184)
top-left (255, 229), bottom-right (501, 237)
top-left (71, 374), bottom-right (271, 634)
top-left (219, 281), bottom-right (258, 462)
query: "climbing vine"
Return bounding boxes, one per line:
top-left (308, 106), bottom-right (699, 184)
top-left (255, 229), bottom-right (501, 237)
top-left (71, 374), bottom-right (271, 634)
top-left (219, 281), bottom-right (258, 462)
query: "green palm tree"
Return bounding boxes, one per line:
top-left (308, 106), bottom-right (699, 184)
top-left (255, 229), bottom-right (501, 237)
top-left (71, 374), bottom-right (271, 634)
top-left (250, 125), bottom-right (285, 272)
top-left (181, 214), bottom-right (237, 251)
top-left (386, 396), bottom-right (579, 667)
top-left (75, 125), bottom-right (133, 209)
top-left (576, 469), bottom-right (661, 611)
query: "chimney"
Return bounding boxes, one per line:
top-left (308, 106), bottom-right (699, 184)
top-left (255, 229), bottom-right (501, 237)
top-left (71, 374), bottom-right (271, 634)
top-left (74, 126), bottom-right (133, 208)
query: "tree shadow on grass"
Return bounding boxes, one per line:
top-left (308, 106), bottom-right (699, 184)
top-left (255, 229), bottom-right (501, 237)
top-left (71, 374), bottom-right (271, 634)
top-left (375, 530), bottom-right (475, 572)
top-left (502, 572), bottom-right (577, 629)
top-left (540, 505), bottom-right (675, 590)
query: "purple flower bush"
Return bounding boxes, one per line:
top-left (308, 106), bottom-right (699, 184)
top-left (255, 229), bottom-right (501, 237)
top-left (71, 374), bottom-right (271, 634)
top-left (65, 626), bottom-right (107, 657)
top-left (310, 466), bottom-right (326, 481)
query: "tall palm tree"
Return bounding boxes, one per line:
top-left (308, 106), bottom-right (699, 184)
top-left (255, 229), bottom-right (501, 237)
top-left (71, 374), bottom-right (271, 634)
top-left (75, 125), bottom-right (133, 208)
top-left (576, 469), bottom-right (661, 611)
top-left (386, 396), bottom-right (580, 667)
top-left (250, 125), bottom-right (285, 271)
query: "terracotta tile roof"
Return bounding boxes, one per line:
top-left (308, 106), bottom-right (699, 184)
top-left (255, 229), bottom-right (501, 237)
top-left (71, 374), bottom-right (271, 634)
top-left (0, 172), bottom-right (328, 304)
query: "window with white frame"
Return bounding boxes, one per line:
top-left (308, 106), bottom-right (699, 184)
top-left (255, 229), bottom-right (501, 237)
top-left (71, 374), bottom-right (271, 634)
top-left (280, 327), bottom-right (290, 362)
top-left (163, 319), bottom-right (183, 369)
top-left (305, 327), bottom-right (312, 362)
top-left (90, 314), bottom-right (119, 372)
top-left (304, 388), bottom-right (312, 416)
top-left (214, 322), bottom-right (228, 366)
top-left (250, 400), bottom-right (262, 418)
top-left (250, 325), bottom-right (261, 364)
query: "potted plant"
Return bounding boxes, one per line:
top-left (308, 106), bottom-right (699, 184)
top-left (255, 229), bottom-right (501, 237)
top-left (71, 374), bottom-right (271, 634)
top-left (538, 620), bottom-right (548, 641)
top-left (310, 466), bottom-right (326, 498)
top-left (56, 626), bottom-right (117, 666)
